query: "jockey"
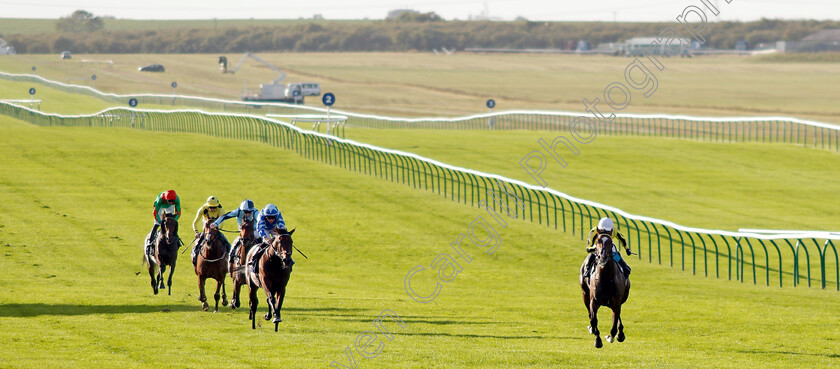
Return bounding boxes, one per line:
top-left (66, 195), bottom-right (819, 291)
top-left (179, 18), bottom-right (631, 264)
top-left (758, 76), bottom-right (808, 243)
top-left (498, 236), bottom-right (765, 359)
top-left (211, 199), bottom-right (259, 263)
top-left (249, 203), bottom-right (293, 273)
top-left (146, 190), bottom-right (181, 256)
top-left (191, 196), bottom-right (229, 265)
top-left (584, 217), bottom-right (633, 278)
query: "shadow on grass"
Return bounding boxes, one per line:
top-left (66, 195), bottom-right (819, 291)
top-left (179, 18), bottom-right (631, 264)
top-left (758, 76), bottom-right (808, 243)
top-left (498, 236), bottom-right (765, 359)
top-left (396, 332), bottom-right (583, 340)
top-left (736, 349), bottom-right (840, 359)
top-left (0, 303), bottom-right (196, 317)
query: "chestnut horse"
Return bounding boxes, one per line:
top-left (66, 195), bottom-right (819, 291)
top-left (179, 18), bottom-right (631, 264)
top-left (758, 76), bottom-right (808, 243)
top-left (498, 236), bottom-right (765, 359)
top-left (246, 229), bottom-right (295, 331)
top-left (194, 220), bottom-right (228, 312)
top-left (229, 218), bottom-right (259, 310)
top-left (143, 214), bottom-right (179, 295)
top-left (580, 234), bottom-right (630, 348)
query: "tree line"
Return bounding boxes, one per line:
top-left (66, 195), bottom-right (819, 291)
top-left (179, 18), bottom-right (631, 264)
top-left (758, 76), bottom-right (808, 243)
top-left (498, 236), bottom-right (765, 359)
top-left (5, 18), bottom-right (839, 54)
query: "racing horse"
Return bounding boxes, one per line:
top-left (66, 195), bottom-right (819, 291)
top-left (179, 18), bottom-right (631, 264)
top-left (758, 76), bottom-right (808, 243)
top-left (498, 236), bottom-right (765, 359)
top-left (143, 213), bottom-right (180, 295)
top-left (194, 220), bottom-right (228, 312)
top-left (229, 218), bottom-right (259, 310)
top-left (580, 234), bottom-right (630, 348)
top-left (246, 229), bottom-right (295, 331)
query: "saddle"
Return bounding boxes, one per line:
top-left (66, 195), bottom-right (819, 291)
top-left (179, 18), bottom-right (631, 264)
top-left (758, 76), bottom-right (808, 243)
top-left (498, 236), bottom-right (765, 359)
top-left (249, 242), bottom-right (268, 275)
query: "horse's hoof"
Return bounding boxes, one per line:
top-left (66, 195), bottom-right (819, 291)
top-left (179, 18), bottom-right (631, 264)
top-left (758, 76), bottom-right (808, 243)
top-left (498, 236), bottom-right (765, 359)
top-left (201, 303), bottom-right (209, 312)
top-left (595, 338), bottom-right (603, 348)
top-left (213, 309), bottom-right (218, 314)
top-left (153, 289), bottom-right (158, 295)
top-left (606, 335), bottom-right (613, 343)
top-left (618, 332), bottom-right (625, 342)
top-left (273, 316), bottom-right (282, 323)
top-left (263, 313), bottom-right (271, 321)
top-left (222, 300), bottom-right (228, 307)
top-left (235, 300), bottom-right (241, 308)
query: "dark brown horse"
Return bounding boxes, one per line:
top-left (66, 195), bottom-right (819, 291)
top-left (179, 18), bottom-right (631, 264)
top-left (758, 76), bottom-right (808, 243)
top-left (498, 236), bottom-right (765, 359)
top-left (194, 220), bottom-right (228, 312)
top-left (229, 218), bottom-right (259, 310)
top-left (246, 229), bottom-right (295, 331)
top-left (144, 214), bottom-right (179, 295)
top-left (580, 234), bottom-right (630, 348)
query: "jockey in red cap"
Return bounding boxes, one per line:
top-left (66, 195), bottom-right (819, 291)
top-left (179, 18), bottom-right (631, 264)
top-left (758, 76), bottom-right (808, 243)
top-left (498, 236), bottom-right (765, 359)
top-left (145, 190), bottom-right (182, 256)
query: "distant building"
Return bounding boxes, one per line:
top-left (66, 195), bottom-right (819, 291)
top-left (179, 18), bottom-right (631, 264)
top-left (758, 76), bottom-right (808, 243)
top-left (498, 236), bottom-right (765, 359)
top-left (0, 38), bottom-right (15, 55)
top-left (797, 29), bottom-right (840, 52)
top-left (621, 37), bottom-right (691, 56)
top-left (387, 9), bottom-right (419, 20)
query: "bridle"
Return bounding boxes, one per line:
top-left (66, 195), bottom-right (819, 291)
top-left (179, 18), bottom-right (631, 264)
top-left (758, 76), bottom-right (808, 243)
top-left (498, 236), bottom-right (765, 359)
top-left (199, 226), bottom-right (226, 263)
top-left (268, 233), bottom-right (293, 268)
top-left (161, 217), bottom-right (178, 245)
top-left (596, 234), bottom-right (614, 267)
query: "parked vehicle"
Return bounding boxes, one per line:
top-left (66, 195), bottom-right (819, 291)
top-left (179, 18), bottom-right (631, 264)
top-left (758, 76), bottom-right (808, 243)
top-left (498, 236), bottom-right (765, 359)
top-left (139, 64), bottom-right (165, 72)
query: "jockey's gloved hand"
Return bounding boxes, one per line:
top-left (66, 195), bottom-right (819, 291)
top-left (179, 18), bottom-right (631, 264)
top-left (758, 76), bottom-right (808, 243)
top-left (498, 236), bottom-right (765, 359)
top-left (195, 231), bottom-right (200, 238)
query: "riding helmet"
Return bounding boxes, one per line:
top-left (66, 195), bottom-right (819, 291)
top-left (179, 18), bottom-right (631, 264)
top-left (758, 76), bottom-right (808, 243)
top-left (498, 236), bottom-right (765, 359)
top-left (240, 199), bottom-right (256, 212)
top-left (597, 217), bottom-right (614, 232)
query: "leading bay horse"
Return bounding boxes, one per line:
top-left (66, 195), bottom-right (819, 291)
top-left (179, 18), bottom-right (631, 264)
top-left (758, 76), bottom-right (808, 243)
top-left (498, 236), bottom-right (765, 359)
top-left (144, 214), bottom-right (180, 295)
top-left (246, 229), bottom-right (295, 331)
top-left (194, 220), bottom-right (228, 312)
top-left (229, 218), bottom-right (259, 310)
top-left (580, 234), bottom-right (630, 348)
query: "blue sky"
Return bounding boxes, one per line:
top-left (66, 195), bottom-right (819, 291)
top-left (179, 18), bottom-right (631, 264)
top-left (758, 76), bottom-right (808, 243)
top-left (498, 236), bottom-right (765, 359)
top-left (0, 0), bottom-right (837, 21)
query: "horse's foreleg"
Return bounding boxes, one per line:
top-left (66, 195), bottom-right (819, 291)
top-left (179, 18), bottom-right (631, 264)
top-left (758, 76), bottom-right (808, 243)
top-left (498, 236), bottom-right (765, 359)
top-left (274, 286), bottom-right (286, 323)
top-left (589, 300), bottom-right (602, 348)
top-left (158, 265), bottom-right (166, 290)
top-left (212, 278), bottom-right (222, 313)
top-left (167, 263), bottom-right (175, 296)
top-left (607, 305), bottom-right (621, 343)
top-left (148, 261), bottom-right (158, 295)
top-left (198, 277), bottom-right (208, 311)
top-left (220, 277), bottom-right (228, 307)
top-left (248, 285), bottom-right (258, 329)
top-left (231, 277), bottom-right (242, 309)
top-left (264, 294), bottom-right (274, 321)
top-left (617, 309), bottom-right (626, 342)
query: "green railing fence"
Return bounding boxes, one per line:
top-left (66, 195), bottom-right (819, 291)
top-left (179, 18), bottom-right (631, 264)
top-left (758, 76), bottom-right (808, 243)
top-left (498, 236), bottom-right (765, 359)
top-left (2, 71), bottom-right (839, 152)
top-left (2, 101), bottom-right (837, 291)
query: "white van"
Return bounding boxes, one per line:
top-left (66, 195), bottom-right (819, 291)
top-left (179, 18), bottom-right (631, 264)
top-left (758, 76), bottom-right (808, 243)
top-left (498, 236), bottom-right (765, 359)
top-left (286, 83), bottom-right (321, 97)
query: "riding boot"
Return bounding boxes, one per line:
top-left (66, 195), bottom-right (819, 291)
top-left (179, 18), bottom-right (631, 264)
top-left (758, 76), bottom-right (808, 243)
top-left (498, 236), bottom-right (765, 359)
top-left (618, 258), bottom-right (631, 277)
top-left (192, 234), bottom-right (203, 266)
top-left (249, 243), bottom-right (266, 274)
top-left (229, 243), bottom-right (239, 264)
top-left (146, 224), bottom-right (159, 256)
top-left (583, 253), bottom-right (596, 279)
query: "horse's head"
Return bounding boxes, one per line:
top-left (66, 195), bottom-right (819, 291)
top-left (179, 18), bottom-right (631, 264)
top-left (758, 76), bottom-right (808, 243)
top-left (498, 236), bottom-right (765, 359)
top-left (204, 222), bottom-right (219, 245)
top-left (270, 228), bottom-right (295, 266)
top-left (161, 214), bottom-right (179, 244)
top-left (240, 218), bottom-right (255, 240)
top-left (596, 234), bottom-right (614, 268)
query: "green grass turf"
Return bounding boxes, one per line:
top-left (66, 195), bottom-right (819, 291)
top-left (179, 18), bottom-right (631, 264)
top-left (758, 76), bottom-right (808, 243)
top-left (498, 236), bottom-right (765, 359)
top-left (1, 53), bottom-right (839, 123)
top-left (0, 115), bottom-right (838, 368)
top-left (343, 128), bottom-right (840, 231)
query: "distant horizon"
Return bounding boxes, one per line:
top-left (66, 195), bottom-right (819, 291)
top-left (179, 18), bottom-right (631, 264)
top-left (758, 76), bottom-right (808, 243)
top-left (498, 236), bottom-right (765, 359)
top-left (1, 0), bottom-right (838, 23)
top-left (1, 16), bottom-right (839, 23)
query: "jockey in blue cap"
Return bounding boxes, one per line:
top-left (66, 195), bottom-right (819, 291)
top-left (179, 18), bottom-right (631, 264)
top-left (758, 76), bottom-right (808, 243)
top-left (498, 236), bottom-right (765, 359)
top-left (211, 199), bottom-right (259, 263)
top-left (249, 203), bottom-right (293, 273)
